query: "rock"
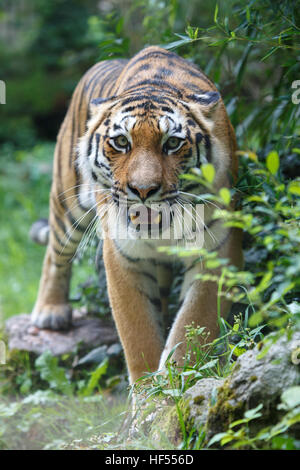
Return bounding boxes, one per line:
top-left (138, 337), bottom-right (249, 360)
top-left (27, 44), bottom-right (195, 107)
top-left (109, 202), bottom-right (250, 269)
top-left (184, 377), bottom-right (224, 428)
top-left (5, 313), bottom-right (119, 356)
top-left (107, 343), bottom-right (123, 356)
top-left (228, 332), bottom-right (300, 406)
top-left (203, 331), bottom-right (300, 439)
top-left (76, 345), bottom-right (108, 366)
top-left (131, 331), bottom-right (300, 446)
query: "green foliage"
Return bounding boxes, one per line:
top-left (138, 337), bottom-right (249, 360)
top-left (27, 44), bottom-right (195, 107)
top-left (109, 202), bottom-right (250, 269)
top-left (35, 351), bottom-right (74, 395)
top-left (207, 387), bottom-right (300, 450)
top-left (163, 151), bottom-right (300, 332)
top-left (0, 143), bottom-right (96, 319)
top-left (0, 390), bottom-right (126, 450)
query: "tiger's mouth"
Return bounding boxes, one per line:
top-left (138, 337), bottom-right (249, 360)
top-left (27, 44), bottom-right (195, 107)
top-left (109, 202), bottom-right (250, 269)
top-left (127, 205), bottom-right (162, 232)
top-left (127, 204), bottom-right (174, 234)
top-left (128, 205), bottom-right (161, 224)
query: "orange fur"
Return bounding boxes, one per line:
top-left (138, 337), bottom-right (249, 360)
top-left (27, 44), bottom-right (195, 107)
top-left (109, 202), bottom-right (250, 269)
top-left (31, 46), bottom-right (242, 382)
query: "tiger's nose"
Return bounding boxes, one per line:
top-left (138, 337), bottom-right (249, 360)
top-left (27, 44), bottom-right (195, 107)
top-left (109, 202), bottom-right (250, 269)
top-left (127, 183), bottom-right (161, 202)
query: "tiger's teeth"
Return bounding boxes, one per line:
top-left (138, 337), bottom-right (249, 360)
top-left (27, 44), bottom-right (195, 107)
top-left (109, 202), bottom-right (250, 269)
top-left (154, 213), bottom-right (161, 224)
top-left (130, 213), bottom-right (139, 225)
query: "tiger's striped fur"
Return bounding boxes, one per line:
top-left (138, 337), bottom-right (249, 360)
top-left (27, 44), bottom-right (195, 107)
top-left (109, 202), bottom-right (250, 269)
top-left (31, 46), bottom-right (242, 383)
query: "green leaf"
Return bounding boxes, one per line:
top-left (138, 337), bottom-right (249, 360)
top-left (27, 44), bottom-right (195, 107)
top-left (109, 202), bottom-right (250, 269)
top-left (35, 351), bottom-right (73, 395)
top-left (207, 432), bottom-right (227, 447)
top-left (266, 151), bottom-right (280, 175)
top-left (198, 359), bottom-right (219, 370)
top-left (229, 344), bottom-right (246, 357)
top-left (81, 358), bottom-right (108, 397)
top-left (206, 259), bottom-right (222, 269)
top-left (244, 403), bottom-right (263, 419)
top-left (280, 387), bottom-right (300, 410)
top-left (288, 182), bottom-right (300, 196)
top-left (221, 434), bottom-right (236, 445)
top-left (162, 389), bottom-right (181, 397)
top-left (219, 187), bottom-right (231, 205)
top-left (214, 3), bottom-right (219, 23)
top-left (202, 163), bottom-right (215, 183)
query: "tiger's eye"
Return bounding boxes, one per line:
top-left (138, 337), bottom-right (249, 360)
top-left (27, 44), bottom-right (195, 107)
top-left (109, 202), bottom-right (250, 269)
top-left (114, 135), bottom-right (129, 148)
top-left (165, 136), bottom-right (183, 152)
top-left (168, 137), bottom-right (180, 148)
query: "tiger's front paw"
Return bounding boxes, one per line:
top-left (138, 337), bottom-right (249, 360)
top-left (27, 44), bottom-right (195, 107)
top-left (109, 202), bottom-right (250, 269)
top-left (31, 304), bottom-right (72, 330)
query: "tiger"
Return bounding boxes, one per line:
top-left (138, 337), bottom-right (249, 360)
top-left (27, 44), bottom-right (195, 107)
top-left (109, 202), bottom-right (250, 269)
top-left (31, 46), bottom-right (243, 384)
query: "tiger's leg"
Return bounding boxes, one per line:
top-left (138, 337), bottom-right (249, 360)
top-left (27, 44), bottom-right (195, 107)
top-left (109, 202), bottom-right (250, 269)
top-left (31, 193), bottom-right (88, 330)
top-left (31, 115), bottom-right (95, 329)
top-left (156, 264), bottom-right (173, 335)
top-left (159, 228), bottom-right (243, 368)
top-left (31, 180), bottom-right (94, 329)
top-left (103, 239), bottom-right (164, 383)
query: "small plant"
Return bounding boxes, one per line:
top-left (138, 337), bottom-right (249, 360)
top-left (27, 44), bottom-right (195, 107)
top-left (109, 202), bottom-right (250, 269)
top-left (207, 386), bottom-right (300, 450)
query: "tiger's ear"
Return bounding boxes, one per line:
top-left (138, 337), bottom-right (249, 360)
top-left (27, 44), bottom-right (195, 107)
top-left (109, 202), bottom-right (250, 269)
top-left (181, 90), bottom-right (221, 131)
top-left (187, 90), bottom-right (221, 116)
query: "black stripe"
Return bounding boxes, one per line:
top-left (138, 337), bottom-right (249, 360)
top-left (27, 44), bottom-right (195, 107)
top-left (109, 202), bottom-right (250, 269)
top-left (52, 219), bottom-right (78, 246)
top-left (209, 228), bottom-right (232, 252)
top-left (186, 91), bottom-right (220, 105)
top-left (181, 182), bottom-right (201, 193)
top-left (120, 94), bottom-right (170, 107)
top-left (65, 210), bottom-right (88, 233)
top-left (126, 79), bottom-right (183, 98)
top-left (161, 106), bottom-right (174, 114)
top-left (161, 189), bottom-right (178, 197)
top-left (204, 134), bottom-right (212, 162)
top-left (87, 134), bottom-right (93, 156)
top-left (136, 270), bottom-right (157, 283)
top-left (84, 61), bottom-right (116, 92)
top-left (94, 133), bottom-right (100, 165)
top-left (195, 132), bottom-right (203, 167)
top-left (53, 246), bottom-right (75, 258)
top-left (113, 240), bottom-right (172, 267)
top-left (143, 293), bottom-right (161, 310)
top-left (157, 67), bottom-right (173, 76)
top-left (159, 287), bottom-right (170, 297)
top-left (137, 63), bottom-right (151, 72)
top-left (53, 262), bottom-right (67, 268)
top-left (125, 50), bottom-right (179, 71)
top-left (93, 64), bottom-right (121, 99)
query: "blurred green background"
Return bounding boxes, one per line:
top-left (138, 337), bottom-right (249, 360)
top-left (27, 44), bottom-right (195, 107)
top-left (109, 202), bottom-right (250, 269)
top-left (0, 0), bottom-right (299, 320)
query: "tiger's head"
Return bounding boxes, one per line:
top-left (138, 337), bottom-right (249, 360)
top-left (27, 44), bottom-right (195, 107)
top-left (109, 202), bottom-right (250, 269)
top-left (78, 89), bottom-right (235, 241)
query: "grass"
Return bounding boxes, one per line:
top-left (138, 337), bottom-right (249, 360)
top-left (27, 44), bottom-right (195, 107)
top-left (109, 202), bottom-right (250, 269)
top-left (0, 392), bottom-right (127, 450)
top-left (0, 142), bottom-right (96, 321)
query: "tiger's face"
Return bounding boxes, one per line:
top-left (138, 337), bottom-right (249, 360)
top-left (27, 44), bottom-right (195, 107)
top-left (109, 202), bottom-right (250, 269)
top-left (79, 90), bottom-right (228, 241)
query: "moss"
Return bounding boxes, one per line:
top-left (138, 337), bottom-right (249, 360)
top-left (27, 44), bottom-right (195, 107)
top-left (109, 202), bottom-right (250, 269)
top-left (178, 397), bottom-right (194, 434)
top-left (250, 375), bottom-right (258, 382)
top-left (149, 398), bottom-right (193, 447)
top-left (257, 341), bottom-right (264, 351)
top-left (193, 395), bottom-right (205, 405)
top-left (140, 399), bottom-right (157, 421)
top-left (206, 379), bottom-right (244, 438)
top-left (233, 362), bottom-right (241, 372)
